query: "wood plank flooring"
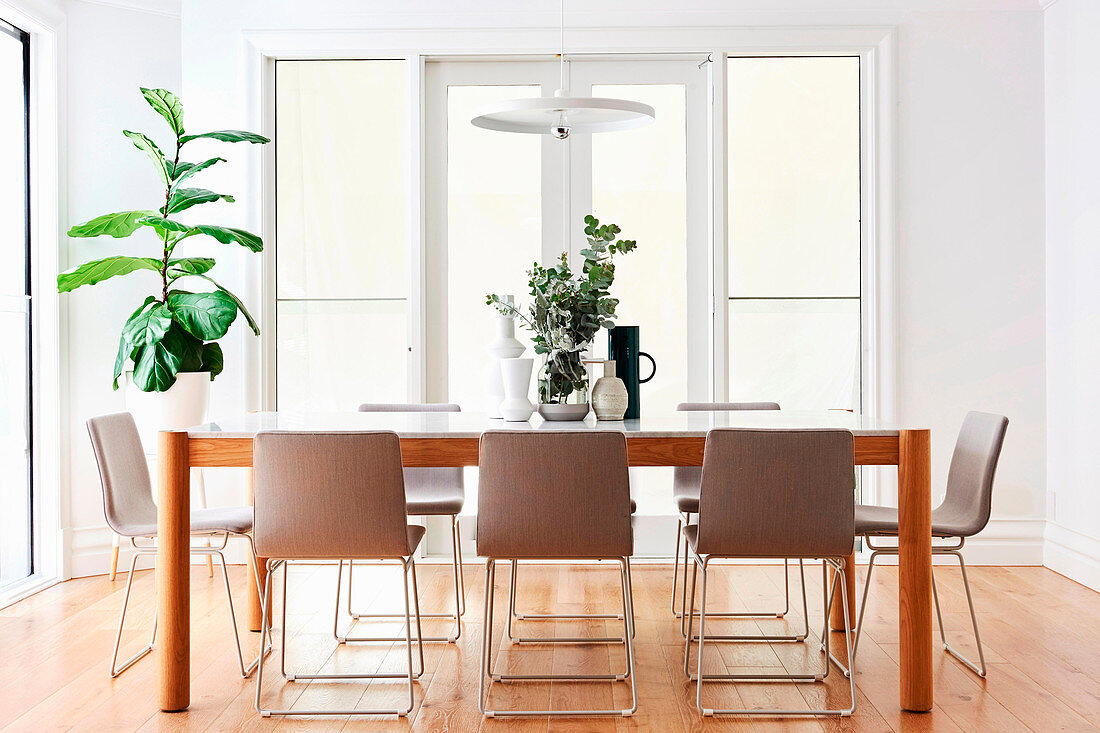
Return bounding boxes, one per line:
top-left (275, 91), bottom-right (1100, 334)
top-left (2, 560), bottom-right (1098, 731)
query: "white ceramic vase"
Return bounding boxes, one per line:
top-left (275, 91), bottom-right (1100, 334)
top-left (591, 360), bottom-right (629, 421)
top-left (126, 370), bottom-right (212, 451)
top-left (498, 357), bottom-right (535, 421)
top-left (484, 296), bottom-right (525, 418)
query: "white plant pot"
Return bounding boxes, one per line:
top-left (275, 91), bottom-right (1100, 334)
top-left (126, 371), bottom-right (211, 452)
top-left (498, 358), bottom-right (535, 421)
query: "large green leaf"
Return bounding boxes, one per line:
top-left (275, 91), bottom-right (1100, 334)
top-left (137, 217), bottom-right (262, 252)
top-left (191, 224), bottom-right (262, 252)
top-left (166, 187), bottom-right (235, 215)
top-left (166, 257), bottom-right (215, 280)
top-left (167, 289), bottom-right (238, 340)
top-left (122, 130), bottom-right (171, 185)
top-left (68, 210), bottom-right (157, 239)
top-left (179, 129), bottom-right (269, 145)
top-left (113, 296), bottom-right (156, 389)
top-left (169, 156), bottom-right (224, 185)
top-left (138, 215), bottom-right (191, 235)
top-left (122, 301), bottom-right (172, 347)
top-left (131, 323), bottom-right (200, 392)
top-left (196, 274), bottom-right (259, 335)
top-left (57, 256), bottom-right (161, 292)
top-left (176, 327), bottom-right (205, 372)
top-left (199, 342), bottom-right (224, 379)
top-left (140, 87), bottom-right (184, 137)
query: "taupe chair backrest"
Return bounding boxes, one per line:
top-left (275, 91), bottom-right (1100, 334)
top-left (936, 411), bottom-right (1009, 537)
top-left (674, 402), bottom-right (781, 496)
top-left (253, 431), bottom-right (412, 559)
top-left (696, 429), bottom-right (855, 558)
top-left (87, 413), bottom-right (158, 537)
top-left (477, 431), bottom-right (632, 559)
top-left (359, 403), bottom-right (464, 501)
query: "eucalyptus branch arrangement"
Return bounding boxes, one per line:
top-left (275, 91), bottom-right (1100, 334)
top-left (57, 87), bottom-right (269, 392)
top-left (487, 214), bottom-right (637, 403)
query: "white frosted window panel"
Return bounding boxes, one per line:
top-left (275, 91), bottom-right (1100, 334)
top-left (593, 84), bottom-right (687, 518)
top-left (592, 84), bottom-right (687, 418)
top-left (0, 33), bottom-right (25, 297)
top-left (276, 61), bottom-right (407, 300)
top-left (0, 309), bottom-right (30, 585)
top-left (727, 57), bottom-right (860, 297)
top-left (276, 300), bottom-right (407, 412)
top-left (446, 85), bottom-right (541, 408)
top-left (728, 299), bottom-right (860, 411)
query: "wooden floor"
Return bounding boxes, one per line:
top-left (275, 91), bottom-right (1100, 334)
top-left (2, 560), bottom-right (1099, 732)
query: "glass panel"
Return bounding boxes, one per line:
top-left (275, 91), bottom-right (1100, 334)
top-left (0, 31), bottom-right (25, 298)
top-left (728, 298), bottom-right (860, 410)
top-left (0, 307), bottom-right (30, 586)
top-left (276, 300), bottom-right (407, 412)
top-left (276, 60), bottom-right (407, 300)
top-left (727, 57), bottom-right (860, 297)
top-left (446, 85), bottom-right (541, 408)
top-left (0, 27), bottom-right (30, 588)
top-left (592, 83), bottom-right (687, 517)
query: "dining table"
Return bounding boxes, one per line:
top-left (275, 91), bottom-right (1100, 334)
top-left (154, 410), bottom-right (933, 715)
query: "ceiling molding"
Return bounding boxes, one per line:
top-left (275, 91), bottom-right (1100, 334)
top-left (70, 0), bottom-right (180, 19)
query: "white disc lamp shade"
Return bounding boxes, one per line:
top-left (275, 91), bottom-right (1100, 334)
top-left (471, 89), bottom-right (656, 137)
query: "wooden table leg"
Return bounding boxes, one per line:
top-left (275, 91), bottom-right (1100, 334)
top-left (829, 550), bottom-right (857, 632)
top-left (244, 467), bottom-right (270, 632)
top-left (899, 429), bottom-right (933, 712)
top-left (157, 431), bottom-right (190, 712)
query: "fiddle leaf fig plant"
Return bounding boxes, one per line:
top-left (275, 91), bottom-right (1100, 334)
top-left (487, 214), bottom-right (637, 403)
top-left (58, 87), bottom-right (269, 393)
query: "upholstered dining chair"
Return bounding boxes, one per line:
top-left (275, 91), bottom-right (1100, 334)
top-left (337, 403), bottom-right (465, 643)
top-left (851, 411), bottom-right (1009, 678)
top-left (86, 412), bottom-right (265, 679)
top-left (683, 428), bottom-right (857, 717)
top-left (252, 431), bottom-right (425, 718)
top-left (477, 430), bottom-right (637, 718)
top-left (672, 402), bottom-right (809, 642)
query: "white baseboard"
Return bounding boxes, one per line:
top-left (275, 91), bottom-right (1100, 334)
top-left (68, 516), bottom-right (1048, 578)
top-left (1044, 521), bottom-right (1100, 591)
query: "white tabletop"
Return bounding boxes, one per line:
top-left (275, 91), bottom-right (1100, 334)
top-left (188, 410), bottom-right (901, 438)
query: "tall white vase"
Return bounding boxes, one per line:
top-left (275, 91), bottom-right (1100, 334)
top-left (484, 296), bottom-right (524, 418)
top-left (499, 357), bottom-right (535, 421)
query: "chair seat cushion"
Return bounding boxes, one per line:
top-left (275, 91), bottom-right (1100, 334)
top-left (855, 504), bottom-right (972, 538)
top-left (405, 482), bottom-right (465, 516)
top-left (119, 506), bottom-right (254, 538)
top-left (673, 467), bottom-right (701, 514)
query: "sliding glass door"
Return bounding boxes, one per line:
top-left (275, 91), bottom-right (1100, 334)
top-left (0, 19), bottom-right (32, 590)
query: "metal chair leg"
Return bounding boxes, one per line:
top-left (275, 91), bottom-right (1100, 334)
top-left (689, 555), bottom-right (856, 717)
top-left (339, 515), bottom-right (464, 642)
top-left (109, 549), bottom-right (156, 677)
top-left (683, 558), bottom-right (809, 643)
top-left (940, 549), bottom-right (987, 676)
top-left (480, 557), bottom-right (637, 716)
top-left (256, 558), bottom-right (424, 717)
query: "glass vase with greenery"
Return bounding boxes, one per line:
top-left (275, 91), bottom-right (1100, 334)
top-left (57, 87), bottom-right (268, 392)
top-left (487, 214), bottom-right (637, 405)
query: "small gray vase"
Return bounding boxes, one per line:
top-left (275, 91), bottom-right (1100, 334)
top-left (591, 360), bottom-right (628, 421)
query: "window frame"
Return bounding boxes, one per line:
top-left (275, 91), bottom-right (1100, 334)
top-left (253, 26), bottom-right (896, 515)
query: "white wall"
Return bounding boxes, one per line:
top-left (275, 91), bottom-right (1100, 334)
top-left (1044, 0), bottom-right (1100, 590)
top-left (173, 0), bottom-right (1046, 566)
top-left (63, 0), bottom-right (182, 577)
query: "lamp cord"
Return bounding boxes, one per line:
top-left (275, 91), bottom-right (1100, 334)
top-left (559, 0), bottom-right (565, 91)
